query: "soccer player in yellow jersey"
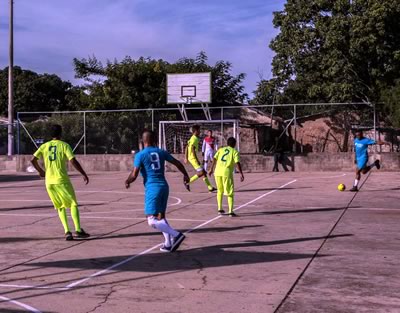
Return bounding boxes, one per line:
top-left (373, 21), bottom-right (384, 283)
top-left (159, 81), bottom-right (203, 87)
top-left (31, 125), bottom-right (90, 241)
top-left (184, 125), bottom-right (216, 192)
top-left (209, 137), bottom-right (244, 217)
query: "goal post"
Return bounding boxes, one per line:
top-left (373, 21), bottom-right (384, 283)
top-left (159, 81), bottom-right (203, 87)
top-left (159, 120), bottom-right (240, 154)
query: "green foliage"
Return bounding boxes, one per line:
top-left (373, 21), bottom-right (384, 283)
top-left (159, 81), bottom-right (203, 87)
top-left (73, 51), bottom-right (248, 109)
top-left (0, 66), bottom-right (87, 115)
top-left (381, 80), bottom-right (400, 128)
top-left (254, 0), bottom-right (400, 107)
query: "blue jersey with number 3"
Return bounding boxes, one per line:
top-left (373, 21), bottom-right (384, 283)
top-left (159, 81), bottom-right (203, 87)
top-left (134, 147), bottom-right (174, 186)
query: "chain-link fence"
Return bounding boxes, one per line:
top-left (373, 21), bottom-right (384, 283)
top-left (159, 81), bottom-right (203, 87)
top-left (0, 122), bottom-right (17, 155)
top-left (16, 103), bottom-right (399, 155)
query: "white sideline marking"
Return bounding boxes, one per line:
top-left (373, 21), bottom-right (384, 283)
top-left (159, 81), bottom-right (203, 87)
top-left (0, 283), bottom-right (68, 291)
top-left (301, 173), bottom-right (347, 180)
top-left (0, 213), bottom-right (204, 222)
top-left (66, 179), bottom-right (297, 289)
top-left (0, 295), bottom-right (42, 313)
top-left (0, 196), bottom-right (182, 207)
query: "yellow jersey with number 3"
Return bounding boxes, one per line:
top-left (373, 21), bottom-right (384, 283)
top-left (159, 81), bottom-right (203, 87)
top-left (214, 146), bottom-right (240, 177)
top-left (33, 140), bottom-right (75, 185)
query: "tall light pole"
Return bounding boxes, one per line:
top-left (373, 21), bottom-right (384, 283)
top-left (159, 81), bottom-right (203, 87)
top-left (8, 0), bottom-right (14, 156)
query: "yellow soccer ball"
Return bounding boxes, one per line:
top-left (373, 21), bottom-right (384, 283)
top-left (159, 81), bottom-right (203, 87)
top-left (338, 183), bottom-right (346, 192)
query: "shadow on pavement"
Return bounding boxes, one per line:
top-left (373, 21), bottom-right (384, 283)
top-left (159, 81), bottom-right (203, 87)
top-left (26, 235), bottom-right (349, 273)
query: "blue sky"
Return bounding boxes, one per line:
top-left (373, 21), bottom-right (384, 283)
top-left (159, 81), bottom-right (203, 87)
top-left (0, 0), bottom-right (285, 97)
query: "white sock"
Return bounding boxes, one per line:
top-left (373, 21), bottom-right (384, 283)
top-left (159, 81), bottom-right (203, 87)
top-left (147, 217), bottom-right (179, 238)
top-left (354, 179), bottom-right (359, 187)
top-left (162, 232), bottom-right (171, 247)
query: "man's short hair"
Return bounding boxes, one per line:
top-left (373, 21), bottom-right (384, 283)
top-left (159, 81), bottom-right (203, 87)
top-left (142, 129), bottom-right (157, 144)
top-left (227, 137), bottom-right (236, 147)
top-left (207, 129), bottom-right (213, 133)
top-left (191, 125), bottom-right (200, 133)
top-left (50, 124), bottom-right (62, 138)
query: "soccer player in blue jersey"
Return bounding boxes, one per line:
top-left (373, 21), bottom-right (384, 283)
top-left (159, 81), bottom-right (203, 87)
top-left (125, 130), bottom-right (190, 252)
top-left (350, 130), bottom-right (381, 192)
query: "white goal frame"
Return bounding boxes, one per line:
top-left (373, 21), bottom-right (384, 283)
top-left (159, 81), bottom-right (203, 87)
top-left (159, 119), bottom-right (240, 153)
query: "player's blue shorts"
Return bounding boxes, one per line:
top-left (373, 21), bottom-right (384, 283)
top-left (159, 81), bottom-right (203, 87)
top-left (357, 158), bottom-right (368, 170)
top-left (144, 184), bottom-right (169, 215)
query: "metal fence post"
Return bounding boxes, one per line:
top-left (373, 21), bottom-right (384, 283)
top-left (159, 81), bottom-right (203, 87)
top-left (151, 109), bottom-right (154, 131)
top-left (83, 112), bottom-right (86, 155)
top-left (293, 104), bottom-right (297, 153)
top-left (221, 108), bottom-right (224, 146)
top-left (16, 112), bottom-right (20, 155)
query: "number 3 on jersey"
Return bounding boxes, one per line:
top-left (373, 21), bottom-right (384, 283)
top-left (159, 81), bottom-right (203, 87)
top-left (150, 152), bottom-right (161, 170)
top-left (49, 146), bottom-right (57, 161)
top-left (221, 148), bottom-right (230, 162)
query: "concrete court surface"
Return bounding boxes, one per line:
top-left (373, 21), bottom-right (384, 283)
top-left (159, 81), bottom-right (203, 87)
top-left (0, 171), bottom-right (399, 313)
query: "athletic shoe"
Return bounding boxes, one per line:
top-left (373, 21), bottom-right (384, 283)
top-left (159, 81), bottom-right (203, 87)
top-left (160, 245), bottom-right (172, 253)
top-left (76, 229), bottom-right (90, 239)
top-left (228, 212), bottom-right (238, 217)
top-left (208, 187), bottom-right (217, 193)
top-left (171, 233), bottom-right (186, 252)
top-left (184, 182), bottom-right (191, 192)
top-left (349, 186), bottom-right (358, 192)
top-left (218, 210), bottom-right (225, 215)
top-left (375, 160), bottom-right (381, 170)
top-left (65, 231), bottom-right (73, 241)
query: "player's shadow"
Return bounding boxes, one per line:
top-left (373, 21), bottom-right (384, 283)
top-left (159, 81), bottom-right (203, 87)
top-left (27, 234), bottom-right (351, 273)
top-left (87, 225), bottom-right (264, 241)
top-left (239, 207), bottom-right (346, 217)
top-left (0, 205), bottom-right (55, 212)
top-left (0, 226), bottom-right (264, 243)
top-left (0, 175), bottom-right (40, 183)
top-left (236, 187), bottom-right (310, 193)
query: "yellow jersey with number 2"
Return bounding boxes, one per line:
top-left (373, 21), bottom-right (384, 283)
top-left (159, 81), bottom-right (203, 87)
top-left (33, 140), bottom-right (75, 185)
top-left (214, 146), bottom-right (240, 177)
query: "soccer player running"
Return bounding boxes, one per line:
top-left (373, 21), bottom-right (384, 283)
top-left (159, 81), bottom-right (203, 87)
top-left (350, 130), bottom-right (381, 192)
top-left (185, 125), bottom-right (216, 192)
top-left (202, 129), bottom-right (218, 172)
top-left (31, 124), bottom-right (90, 241)
top-left (125, 130), bottom-right (190, 253)
top-left (208, 137), bottom-right (244, 217)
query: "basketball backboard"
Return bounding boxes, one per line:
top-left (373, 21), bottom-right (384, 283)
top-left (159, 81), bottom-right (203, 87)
top-left (167, 73), bottom-right (212, 104)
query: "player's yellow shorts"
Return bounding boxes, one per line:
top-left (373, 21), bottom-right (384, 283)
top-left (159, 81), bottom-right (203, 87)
top-left (215, 176), bottom-right (234, 196)
top-left (46, 183), bottom-right (78, 210)
top-left (189, 158), bottom-right (203, 172)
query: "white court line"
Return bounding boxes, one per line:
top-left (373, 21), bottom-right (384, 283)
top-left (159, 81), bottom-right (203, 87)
top-left (0, 213), bottom-right (204, 223)
top-left (0, 196), bottom-right (182, 207)
top-left (0, 295), bottom-right (42, 313)
top-left (66, 179), bottom-right (297, 289)
top-left (0, 283), bottom-right (68, 291)
top-left (301, 173), bottom-right (347, 180)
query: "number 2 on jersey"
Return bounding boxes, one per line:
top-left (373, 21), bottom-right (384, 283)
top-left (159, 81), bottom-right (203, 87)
top-left (150, 152), bottom-right (161, 170)
top-left (221, 148), bottom-right (230, 162)
top-left (49, 146), bottom-right (57, 161)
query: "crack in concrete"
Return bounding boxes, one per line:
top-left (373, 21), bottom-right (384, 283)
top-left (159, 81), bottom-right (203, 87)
top-left (192, 258), bottom-right (207, 290)
top-left (86, 285), bottom-right (117, 313)
top-left (0, 216), bottom-right (54, 231)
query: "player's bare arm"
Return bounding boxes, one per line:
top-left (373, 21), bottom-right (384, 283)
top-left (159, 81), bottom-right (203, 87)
top-left (125, 167), bottom-right (140, 189)
top-left (236, 162), bottom-right (245, 182)
top-left (168, 158), bottom-right (190, 186)
top-left (208, 158), bottom-right (217, 176)
top-left (70, 158), bottom-right (89, 185)
top-left (30, 157), bottom-right (45, 178)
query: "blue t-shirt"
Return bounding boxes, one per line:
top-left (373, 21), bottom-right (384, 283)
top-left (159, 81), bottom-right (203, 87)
top-left (355, 137), bottom-right (375, 163)
top-left (133, 146), bottom-right (174, 186)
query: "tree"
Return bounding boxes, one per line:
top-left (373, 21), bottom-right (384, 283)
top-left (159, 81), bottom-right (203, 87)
top-left (0, 66), bottom-right (86, 116)
top-left (73, 51), bottom-right (248, 109)
top-left (254, 0), bottom-right (400, 106)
